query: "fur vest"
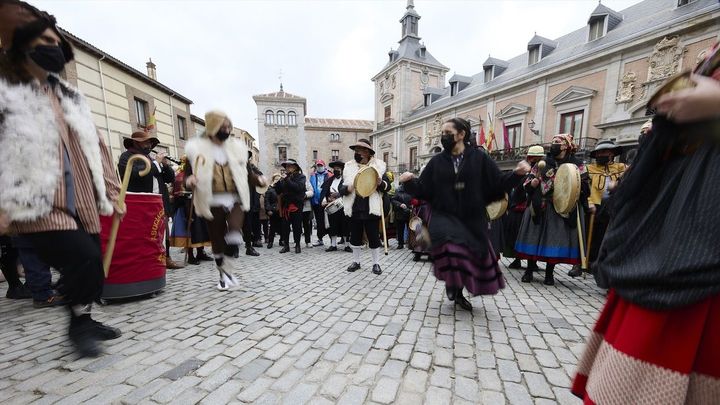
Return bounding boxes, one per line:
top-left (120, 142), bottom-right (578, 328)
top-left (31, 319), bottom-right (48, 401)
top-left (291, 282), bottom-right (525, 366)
top-left (0, 75), bottom-right (113, 221)
top-left (342, 157), bottom-right (387, 217)
top-left (185, 136), bottom-right (250, 219)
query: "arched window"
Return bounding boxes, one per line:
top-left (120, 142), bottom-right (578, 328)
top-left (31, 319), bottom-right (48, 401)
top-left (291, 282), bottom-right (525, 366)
top-left (277, 111), bottom-right (286, 126)
top-left (265, 110), bottom-right (274, 125)
top-left (288, 111), bottom-right (297, 126)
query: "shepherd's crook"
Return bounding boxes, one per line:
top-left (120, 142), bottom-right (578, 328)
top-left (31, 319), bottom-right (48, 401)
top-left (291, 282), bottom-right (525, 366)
top-left (184, 155), bottom-right (206, 264)
top-left (104, 154), bottom-right (152, 277)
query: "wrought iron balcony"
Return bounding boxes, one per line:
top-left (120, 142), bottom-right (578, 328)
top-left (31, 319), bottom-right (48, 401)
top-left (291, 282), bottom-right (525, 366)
top-left (489, 137), bottom-right (599, 164)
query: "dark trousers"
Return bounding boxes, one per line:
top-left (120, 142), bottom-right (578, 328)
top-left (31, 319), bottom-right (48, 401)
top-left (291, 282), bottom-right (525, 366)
top-left (396, 221), bottom-right (407, 245)
top-left (208, 204), bottom-right (245, 255)
top-left (0, 236), bottom-right (21, 288)
top-left (251, 212), bottom-right (262, 242)
top-left (349, 216), bottom-right (382, 249)
top-left (268, 215), bottom-right (281, 244)
top-left (14, 236), bottom-right (53, 301)
top-left (282, 212), bottom-right (303, 246)
top-left (312, 205), bottom-right (326, 240)
top-left (260, 219), bottom-right (269, 242)
top-left (302, 210), bottom-right (313, 244)
top-left (26, 229), bottom-right (103, 307)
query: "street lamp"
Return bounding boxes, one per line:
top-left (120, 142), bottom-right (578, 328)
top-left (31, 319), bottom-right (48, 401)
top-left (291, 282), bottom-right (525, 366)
top-left (528, 119), bottom-right (540, 136)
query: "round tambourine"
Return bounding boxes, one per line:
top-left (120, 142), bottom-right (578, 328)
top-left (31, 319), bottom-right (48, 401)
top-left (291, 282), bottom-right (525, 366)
top-left (553, 163), bottom-right (581, 217)
top-left (354, 166), bottom-right (380, 198)
top-left (486, 194), bottom-right (508, 221)
top-left (324, 198), bottom-right (344, 215)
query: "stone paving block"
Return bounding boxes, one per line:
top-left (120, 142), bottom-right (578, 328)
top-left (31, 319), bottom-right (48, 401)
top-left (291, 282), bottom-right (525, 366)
top-left (320, 374), bottom-right (349, 399)
top-left (236, 358), bottom-right (273, 381)
top-left (429, 366), bottom-right (452, 389)
top-left (283, 383), bottom-right (318, 405)
top-left (380, 359), bottom-right (407, 378)
top-left (152, 376), bottom-right (201, 403)
top-left (337, 385), bottom-right (368, 405)
top-left (402, 368), bottom-right (428, 393)
top-left (236, 377), bottom-right (275, 402)
top-left (455, 376), bottom-right (479, 401)
top-left (371, 377), bottom-right (399, 404)
top-left (524, 371), bottom-right (555, 399)
top-left (199, 380), bottom-right (244, 404)
top-left (425, 386), bottom-right (452, 405)
top-left (352, 363), bottom-right (381, 385)
top-left (409, 352), bottom-right (431, 370)
top-left (389, 344), bottom-right (413, 361)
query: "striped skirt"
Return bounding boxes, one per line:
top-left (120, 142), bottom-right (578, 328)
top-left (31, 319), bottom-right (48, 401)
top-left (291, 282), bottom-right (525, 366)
top-left (572, 289), bottom-right (720, 404)
top-left (429, 212), bottom-right (505, 297)
top-left (514, 201), bottom-right (583, 265)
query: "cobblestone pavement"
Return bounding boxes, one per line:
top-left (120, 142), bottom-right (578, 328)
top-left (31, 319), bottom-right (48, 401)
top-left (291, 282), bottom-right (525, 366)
top-left (0, 241), bottom-right (605, 404)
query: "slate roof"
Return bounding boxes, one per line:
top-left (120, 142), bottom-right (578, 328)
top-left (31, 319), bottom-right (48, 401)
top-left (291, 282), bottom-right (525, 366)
top-left (380, 36), bottom-right (448, 72)
top-left (304, 118), bottom-right (374, 131)
top-left (399, 0), bottom-right (719, 122)
top-left (253, 89), bottom-right (306, 101)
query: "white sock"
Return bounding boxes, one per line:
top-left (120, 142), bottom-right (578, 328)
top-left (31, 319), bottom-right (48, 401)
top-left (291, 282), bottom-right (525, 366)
top-left (371, 248), bottom-right (380, 265)
top-left (71, 304), bottom-right (92, 317)
top-left (351, 245), bottom-right (361, 263)
top-left (225, 231), bottom-right (243, 245)
top-left (330, 236), bottom-right (337, 247)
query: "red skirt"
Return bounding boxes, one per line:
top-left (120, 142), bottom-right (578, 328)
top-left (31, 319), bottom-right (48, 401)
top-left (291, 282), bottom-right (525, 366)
top-left (572, 289), bottom-right (720, 404)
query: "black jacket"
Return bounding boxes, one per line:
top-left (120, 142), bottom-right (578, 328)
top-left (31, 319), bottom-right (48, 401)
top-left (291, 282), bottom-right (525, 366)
top-left (320, 176), bottom-right (344, 203)
top-left (275, 172), bottom-right (307, 209)
top-left (264, 186), bottom-right (279, 214)
top-left (248, 163), bottom-right (263, 212)
top-left (391, 187), bottom-right (413, 221)
top-left (118, 149), bottom-right (175, 214)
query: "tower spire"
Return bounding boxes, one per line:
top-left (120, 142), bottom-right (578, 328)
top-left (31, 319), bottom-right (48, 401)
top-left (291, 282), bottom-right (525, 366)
top-left (400, 0), bottom-right (420, 41)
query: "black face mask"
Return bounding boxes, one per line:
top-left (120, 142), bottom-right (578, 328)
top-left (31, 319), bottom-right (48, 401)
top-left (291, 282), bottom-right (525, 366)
top-left (596, 156), bottom-right (611, 165)
top-left (550, 144), bottom-right (563, 156)
top-left (141, 147), bottom-right (152, 155)
top-left (441, 134), bottom-right (456, 151)
top-left (333, 169), bottom-right (342, 177)
top-left (354, 153), bottom-right (363, 163)
top-left (28, 45), bottom-right (66, 73)
top-left (215, 130), bottom-right (230, 141)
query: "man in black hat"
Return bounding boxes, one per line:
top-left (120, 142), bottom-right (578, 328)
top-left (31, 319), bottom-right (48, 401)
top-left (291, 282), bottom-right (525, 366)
top-left (571, 139), bottom-right (626, 277)
top-left (274, 159), bottom-right (307, 254)
top-left (320, 161), bottom-right (348, 252)
top-left (118, 131), bottom-right (184, 269)
top-left (340, 139), bottom-right (391, 275)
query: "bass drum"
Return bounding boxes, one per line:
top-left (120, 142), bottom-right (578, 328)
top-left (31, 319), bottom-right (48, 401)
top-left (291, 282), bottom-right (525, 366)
top-left (553, 163), bottom-right (581, 217)
top-left (325, 198), bottom-right (344, 215)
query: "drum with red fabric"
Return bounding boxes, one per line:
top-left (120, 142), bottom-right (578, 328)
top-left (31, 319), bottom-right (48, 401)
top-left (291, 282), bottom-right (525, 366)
top-left (100, 192), bottom-right (167, 299)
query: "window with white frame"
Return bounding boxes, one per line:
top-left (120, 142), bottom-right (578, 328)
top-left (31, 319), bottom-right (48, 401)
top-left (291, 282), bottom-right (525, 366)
top-left (484, 67), bottom-right (493, 83)
top-left (288, 111), bottom-right (297, 126)
top-left (277, 111), bottom-right (286, 125)
top-left (506, 124), bottom-right (522, 149)
top-left (560, 110), bottom-right (584, 140)
top-left (331, 149), bottom-right (339, 161)
top-left (528, 46), bottom-right (540, 65)
top-left (177, 116), bottom-right (187, 140)
top-left (278, 146), bottom-right (287, 162)
top-left (265, 110), bottom-right (275, 125)
top-left (135, 98), bottom-right (148, 127)
top-left (330, 133), bottom-right (341, 142)
top-left (588, 17), bottom-right (605, 41)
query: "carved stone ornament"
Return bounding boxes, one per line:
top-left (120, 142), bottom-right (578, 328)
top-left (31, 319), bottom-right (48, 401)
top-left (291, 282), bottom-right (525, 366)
top-left (647, 36), bottom-right (686, 82)
top-left (616, 71), bottom-right (637, 103)
top-left (696, 48), bottom-right (709, 69)
top-left (391, 74), bottom-right (397, 89)
top-left (420, 67), bottom-right (429, 90)
top-left (425, 114), bottom-right (441, 146)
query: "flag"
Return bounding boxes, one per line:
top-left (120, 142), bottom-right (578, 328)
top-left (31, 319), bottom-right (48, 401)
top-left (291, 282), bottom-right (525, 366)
top-left (478, 125), bottom-right (486, 147)
top-left (145, 107), bottom-right (157, 132)
top-left (486, 114), bottom-right (496, 152)
top-left (503, 122), bottom-right (511, 150)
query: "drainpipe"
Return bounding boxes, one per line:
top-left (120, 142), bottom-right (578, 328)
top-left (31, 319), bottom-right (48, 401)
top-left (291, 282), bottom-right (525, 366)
top-left (168, 93), bottom-right (178, 157)
top-left (97, 55), bottom-right (114, 162)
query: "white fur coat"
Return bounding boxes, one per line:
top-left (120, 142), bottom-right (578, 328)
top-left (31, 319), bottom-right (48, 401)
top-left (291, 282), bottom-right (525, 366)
top-left (184, 136), bottom-right (250, 219)
top-left (342, 157), bottom-right (387, 217)
top-left (0, 76), bottom-right (113, 221)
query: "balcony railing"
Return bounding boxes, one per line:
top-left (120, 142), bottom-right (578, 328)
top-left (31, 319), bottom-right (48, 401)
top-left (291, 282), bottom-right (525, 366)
top-left (489, 137), bottom-right (599, 163)
top-left (376, 118), bottom-right (395, 130)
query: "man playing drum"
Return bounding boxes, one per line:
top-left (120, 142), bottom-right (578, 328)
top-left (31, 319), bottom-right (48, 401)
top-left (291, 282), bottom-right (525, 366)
top-left (339, 139), bottom-right (391, 275)
top-left (321, 161), bottom-right (347, 252)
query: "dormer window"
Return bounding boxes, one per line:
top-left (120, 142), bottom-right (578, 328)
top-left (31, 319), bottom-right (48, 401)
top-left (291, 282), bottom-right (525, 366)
top-left (529, 46), bottom-right (540, 65)
top-left (419, 44), bottom-right (426, 58)
top-left (588, 16), bottom-right (606, 41)
top-left (450, 82), bottom-right (459, 97)
top-left (424, 94), bottom-right (432, 107)
top-left (484, 67), bottom-right (493, 83)
top-left (677, 0), bottom-right (690, 6)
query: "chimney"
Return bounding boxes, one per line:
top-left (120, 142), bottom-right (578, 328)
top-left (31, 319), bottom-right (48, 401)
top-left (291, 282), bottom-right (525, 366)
top-left (146, 58), bottom-right (157, 80)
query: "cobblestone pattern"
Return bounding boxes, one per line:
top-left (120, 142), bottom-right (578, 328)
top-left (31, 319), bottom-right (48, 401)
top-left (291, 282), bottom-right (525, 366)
top-left (0, 242), bottom-right (605, 404)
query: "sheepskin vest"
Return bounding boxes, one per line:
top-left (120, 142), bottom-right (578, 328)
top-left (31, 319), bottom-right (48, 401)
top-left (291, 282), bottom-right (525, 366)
top-left (185, 136), bottom-right (250, 219)
top-left (0, 75), bottom-right (113, 221)
top-left (342, 157), bottom-right (387, 217)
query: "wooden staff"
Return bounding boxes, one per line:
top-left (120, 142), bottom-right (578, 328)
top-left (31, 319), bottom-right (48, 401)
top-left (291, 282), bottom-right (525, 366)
top-left (576, 203), bottom-right (587, 271)
top-left (585, 212), bottom-right (596, 272)
top-left (380, 193), bottom-right (389, 256)
top-left (104, 154), bottom-right (152, 277)
top-left (184, 155), bottom-right (206, 264)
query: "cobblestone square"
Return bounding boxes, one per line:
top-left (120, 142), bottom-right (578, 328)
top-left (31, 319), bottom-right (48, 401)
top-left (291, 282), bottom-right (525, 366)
top-left (0, 244), bottom-right (604, 404)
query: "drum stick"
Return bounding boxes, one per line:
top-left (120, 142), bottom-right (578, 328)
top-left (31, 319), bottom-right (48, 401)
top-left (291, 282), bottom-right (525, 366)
top-left (184, 155), bottom-right (206, 264)
top-left (576, 204), bottom-right (587, 270)
top-left (104, 154), bottom-right (152, 277)
top-left (585, 212), bottom-right (596, 272)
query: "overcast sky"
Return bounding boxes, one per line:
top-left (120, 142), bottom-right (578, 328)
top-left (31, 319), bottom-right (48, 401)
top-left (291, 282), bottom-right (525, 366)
top-left (34, 0), bottom-right (641, 136)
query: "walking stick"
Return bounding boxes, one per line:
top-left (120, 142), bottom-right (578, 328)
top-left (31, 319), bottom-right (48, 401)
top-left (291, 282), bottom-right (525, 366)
top-left (576, 203), bottom-right (587, 271)
top-left (104, 154), bottom-right (151, 277)
top-left (585, 212), bottom-right (596, 272)
top-left (184, 155), bottom-right (206, 264)
top-left (380, 196), bottom-right (389, 255)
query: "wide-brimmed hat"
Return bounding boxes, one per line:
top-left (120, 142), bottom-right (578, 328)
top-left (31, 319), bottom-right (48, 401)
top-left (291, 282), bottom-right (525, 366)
top-left (527, 145), bottom-right (545, 157)
top-left (205, 110), bottom-right (231, 138)
top-left (0, 1), bottom-right (38, 50)
top-left (0, 1), bottom-right (73, 62)
top-left (328, 160), bottom-right (345, 169)
top-left (349, 138), bottom-right (375, 155)
top-left (590, 139), bottom-right (622, 158)
top-left (123, 131), bottom-right (159, 149)
top-left (281, 159), bottom-right (301, 170)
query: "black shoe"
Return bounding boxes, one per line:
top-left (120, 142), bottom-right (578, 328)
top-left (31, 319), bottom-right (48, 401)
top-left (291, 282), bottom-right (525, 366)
top-left (196, 251), bottom-right (214, 261)
top-left (187, 257), bottom-right (201, 265)
top-left (521, 270), bottom-right (534, 283)
top-left (567, 265), bottom-right (582, 278)
top-left (455, 294), bottom-right (473, 311)
top-left (246, 247), bottom-right (260, 257)
top-left (279, 246), bottom-right (290, 254)
top-left (325, 246), bottom-right (338, 252)
top-left (544, 268), bottom-right (555, 286)
top-left (279, 240), bottom-right (285, 247)
top-left (69, 316), bottom-right (101, 358)
top-left (397, 244), bottom-right (404, 250)
top-left (5, 284), bottom-right (32, 299)
top-left (346, 262), bottom-right (361, 272)
top-left (372, 264), bottom-right (382, 275)
top-left (295, 244), bottom-right (301, 254)
top-left (91, 319), bottom-right (122, 340)
top-left (508, 259), bottom-right (522, 269)
top-left (344, 246), bottom-right (353, 253)
top-left (267, 241), bottom-right (274, 249)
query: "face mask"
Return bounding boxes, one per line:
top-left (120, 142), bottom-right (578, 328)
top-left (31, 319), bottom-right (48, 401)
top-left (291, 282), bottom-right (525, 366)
top-left (550, 144), bottom-right (562, 156)
top-left (215, 130), bottom-right (230, 141)
top-left (441, 134), bottom-right (456, 151)
top-left (333, 169), bottom-right (342, 177)
top-left (28, 45), bottom-right (66, 73)
top-left (354, 153), bottom-right (362, 163)
top-left (316, 166), bottom-right (326, 174)
top-left (142, 147), bottom-right (152, 155)
top-left (596, 156), bottom-right (610, 165)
